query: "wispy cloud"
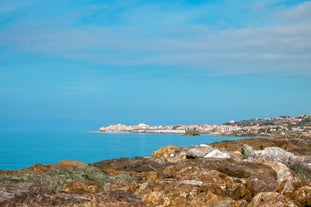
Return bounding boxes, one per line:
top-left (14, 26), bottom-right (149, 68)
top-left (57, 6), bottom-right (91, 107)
top-left (0, 0), bottom-right (310, 76)
top-left (281, 1), bottom-right (311, 20)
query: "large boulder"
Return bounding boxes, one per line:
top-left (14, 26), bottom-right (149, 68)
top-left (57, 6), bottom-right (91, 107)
top-left (242, 144), bottom-right (294, 164)
top-left (185, 144), bottom-right (214, 158)
top-left (204, 149), bottom-right (231, 159)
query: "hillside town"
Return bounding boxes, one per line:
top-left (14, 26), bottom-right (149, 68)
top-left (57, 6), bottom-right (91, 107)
top-left (99, 114), bottom-right (311, 137)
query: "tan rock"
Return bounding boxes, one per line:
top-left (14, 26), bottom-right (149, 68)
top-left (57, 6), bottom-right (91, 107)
top-left (21, 163), bottom-right (52, 174)
top-left (20, 160), bottom-right (88, 174)
top-left (142, 191), bottom-right (167, 206)
top-left (293, 184), bottom-right (311, 207)
top-left (248, 192), bottom-right (298, 207)
top-left (265, 161), bottom-right (301, 194)
top-left (152, 145), bottom-right (186, 162)
top-left (231, 150), bottom-right (243, 159)
top-left (58, 160), bottom-right (88, 167)
top-left (102, 167), bottom-right (127, 175)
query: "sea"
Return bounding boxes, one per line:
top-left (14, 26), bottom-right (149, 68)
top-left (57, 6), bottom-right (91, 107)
top-left (0, 132), bottom-right (243, 170)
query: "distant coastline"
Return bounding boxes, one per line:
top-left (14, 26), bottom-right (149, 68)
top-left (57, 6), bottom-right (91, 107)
top-left (97, 114), bottom-right (311, 137)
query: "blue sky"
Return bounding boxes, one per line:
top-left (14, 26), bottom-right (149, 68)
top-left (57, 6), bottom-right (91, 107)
top-left (0, 0), bottom-right (311, 132)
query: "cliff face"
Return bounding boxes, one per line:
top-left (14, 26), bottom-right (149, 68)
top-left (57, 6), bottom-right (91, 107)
top-left (0, 137), bottom-right (310, 207)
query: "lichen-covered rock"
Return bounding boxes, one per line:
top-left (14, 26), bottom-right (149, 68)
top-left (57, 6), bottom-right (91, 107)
top-left (288, 155), bottom-right (311, 180)
top-left (0, 166), bottom-right (131, 191)
top-left (0, 185), bottom-right (144, 207)
top-left (242, 144), bottom-right (254, 159)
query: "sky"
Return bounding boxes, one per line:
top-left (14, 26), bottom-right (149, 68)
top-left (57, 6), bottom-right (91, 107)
top-left (0, 0), bottom-right (311, 132)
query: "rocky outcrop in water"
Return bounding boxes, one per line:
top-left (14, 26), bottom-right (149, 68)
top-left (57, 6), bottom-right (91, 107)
top-left (0, 137), bottom-right (310, 206)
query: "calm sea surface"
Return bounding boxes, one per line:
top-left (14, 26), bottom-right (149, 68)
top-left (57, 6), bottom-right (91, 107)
top-left (0, 132), bottom-right (243, 170)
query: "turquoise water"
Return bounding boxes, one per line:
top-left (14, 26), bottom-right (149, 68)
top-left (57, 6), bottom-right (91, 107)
top-left (0, 132), bottom-right (242, 170)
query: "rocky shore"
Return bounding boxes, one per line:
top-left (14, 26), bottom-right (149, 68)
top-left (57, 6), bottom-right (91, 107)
top-left (1, 137), bottom-right (311, 206)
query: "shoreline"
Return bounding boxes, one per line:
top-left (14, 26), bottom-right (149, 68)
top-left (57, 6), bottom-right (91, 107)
top-left (97, 114), bottom-right (311, 137)
top-left (95, 130), bottom-right (311, 138)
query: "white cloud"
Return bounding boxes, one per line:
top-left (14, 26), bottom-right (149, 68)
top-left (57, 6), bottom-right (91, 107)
top-left (0, 0), bottom-right (310, 76)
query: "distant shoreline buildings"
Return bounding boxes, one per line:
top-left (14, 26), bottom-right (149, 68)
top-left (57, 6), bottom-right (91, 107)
top-left (98, 114), bottom-right (311, 137)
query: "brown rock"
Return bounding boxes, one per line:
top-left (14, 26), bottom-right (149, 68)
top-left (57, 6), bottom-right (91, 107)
top-left (103, 167), bottom-right (159, 180)
top-left (210, 137), bottom-right (311, 156)
top-left (0, 182), bottom-right (33, 203)
top-left (248, 192), bottom-right (298, 207)
top-left (20, 160), bottom-right (88, 174)
top-left (62, 179), bottom-right (103, 193)
top-left (102, 167), bottom-right (128, 175)
top-left (140, 181), bottom-right (224, 207)
top-left (93, 157), bottom-right (163, 172)
top-left (130, 171), bottom-right (159, 180)
top-left (21, 163), bottom-right (52, 174)
top-left (1, 184), bottom-right (144, 207)
top-left (293, 184), bottom-right (311, 207)
top-left (265, 161), bottom-right (301, 195)
top-left (152, 145), bottom-right (186, 162)
top-left (58, 160), bottom-right (88, 167)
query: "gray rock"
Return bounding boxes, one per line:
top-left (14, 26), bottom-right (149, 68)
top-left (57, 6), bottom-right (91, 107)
top-left (242, 144), bottom-right (294, 164)
top-left (203, 149), bottom-right (231, 159)
top-left (186, 145), bottom-right (214, 158)
top-left (179, 180), bottom-right (203, 186)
